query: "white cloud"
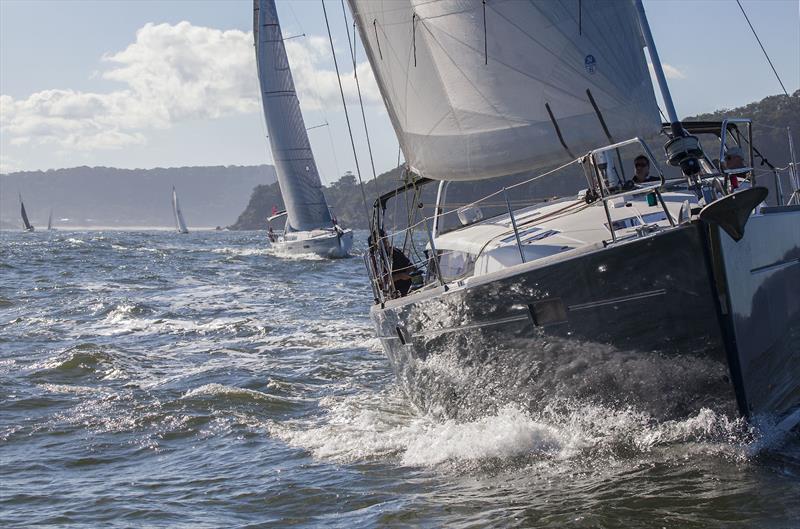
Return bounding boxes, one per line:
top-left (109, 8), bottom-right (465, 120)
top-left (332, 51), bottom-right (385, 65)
top-left (648, 62), bottom-right (687, 80)
top-left (284, 35), bottom-right (381, 111)
top-left (0, 22), bottom-right (380, 152)
top-left (0, 154), bottom-right (22, 174)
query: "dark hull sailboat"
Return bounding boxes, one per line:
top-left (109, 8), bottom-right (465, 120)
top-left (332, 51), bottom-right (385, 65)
top-left (351, 0), bottom-right (800, 429)
top-left (370, 211), bottom-right (799, 425)
top-left (20, 195), bottom-right (34, 232)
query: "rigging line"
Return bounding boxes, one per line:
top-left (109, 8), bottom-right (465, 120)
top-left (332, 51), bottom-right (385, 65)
top-left (735, 0), bottom-right (789, 97)
top-left (412, 13), bottom-right (417, 67)
top-left (353, 19), bottom-right (358, 64)
top-left (382, 158), bottom-right (581, 240)
top-left (284, 1), bottom-right (336, 186)
top-left (322, 0), bottom-right (371, 221)
top-left (340, 0), bottom-right (379, 188)
top-left (373, 19), bottom-right (383, 60)
top-left (324, 120), bottom-right (342, 184)
top-left (482, 0), bottom-right (487, 65)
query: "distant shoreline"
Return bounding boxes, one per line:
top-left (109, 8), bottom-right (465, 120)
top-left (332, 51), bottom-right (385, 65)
top-left (0, 226), bottom-right (239, 232)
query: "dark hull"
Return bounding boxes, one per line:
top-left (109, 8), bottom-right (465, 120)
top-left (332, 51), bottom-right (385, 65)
top-left (711, 208), bottom-right (800, 426)
top-left (371, 220), bottom-right (800, 425)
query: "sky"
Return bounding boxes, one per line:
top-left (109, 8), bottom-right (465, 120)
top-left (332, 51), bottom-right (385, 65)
top-left (1, 0), bottom-right (798, 182)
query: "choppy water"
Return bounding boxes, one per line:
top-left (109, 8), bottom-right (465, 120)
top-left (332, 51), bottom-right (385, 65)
top-left (1, 230), bottom-right (798, 528)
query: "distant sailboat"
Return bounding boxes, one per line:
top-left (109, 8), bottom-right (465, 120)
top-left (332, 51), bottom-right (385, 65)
top-left (172, 186), bottom-right (189, 234)
top-left (19, 194), bottom-right (34, 232)
top-left (47, 210), bottom-right (54, 231)
top-left (254, 0), bottom-right (353, 258)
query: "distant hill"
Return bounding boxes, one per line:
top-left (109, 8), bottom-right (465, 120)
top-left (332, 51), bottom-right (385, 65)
top-left (687, 90), bottom-right (800, 168)
top-left (1, 165), bottom-right (276, 229)
top-left (230, 91), bottom-right (800, 231)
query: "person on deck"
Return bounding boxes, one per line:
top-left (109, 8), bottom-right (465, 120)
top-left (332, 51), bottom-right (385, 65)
top-left (723, 146), bottom-right (749, 190)
top-left (632, 155), bottom-right (659, 184)
top-left (370, 230), bottom-right (416, 297)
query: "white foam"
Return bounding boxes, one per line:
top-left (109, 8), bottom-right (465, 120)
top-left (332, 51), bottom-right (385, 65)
top-left (210, 247), bottom-right (272, 257)
top-left (182, 383), bottom-right (267, 400)
top-left (268, 386), bottom-right (781, 469)
top-left (268, 389), bottom-right (568, 467)
top-left (265, 247), bottom-right (327, 261)
top-left (401, 406), bottom-right (562, 466)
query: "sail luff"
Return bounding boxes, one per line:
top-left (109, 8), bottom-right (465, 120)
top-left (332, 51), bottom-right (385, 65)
top-left (254, 0), bottom-right (333, 232)
top-left (348, 0), bottom-right (662, 181)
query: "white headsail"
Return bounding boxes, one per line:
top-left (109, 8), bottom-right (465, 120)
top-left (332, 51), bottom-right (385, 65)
top-left (254, 0), bottom-right (334, 232)
top-left (172, 186), bottom-right (189, 234)
top-left (349, 0), bottom-right (662, 181)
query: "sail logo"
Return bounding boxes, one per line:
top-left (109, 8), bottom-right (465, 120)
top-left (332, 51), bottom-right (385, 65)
top-left (584, 54), bottom-right (596, 74)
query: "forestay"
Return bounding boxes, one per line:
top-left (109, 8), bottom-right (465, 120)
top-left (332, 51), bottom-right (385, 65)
top-left (349, 0), bottom-right (662, 181)
top-left (254, 0), bottom-right (333, 232)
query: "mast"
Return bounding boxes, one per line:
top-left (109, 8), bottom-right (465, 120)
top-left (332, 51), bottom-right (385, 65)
top-left (634, 0), bottom-right (703, 177)
top-left (634, 0), bottom-right (682, 139)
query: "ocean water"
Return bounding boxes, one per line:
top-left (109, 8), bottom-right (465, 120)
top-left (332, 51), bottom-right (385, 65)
top-left (1, 230), bottom-right (798, 528)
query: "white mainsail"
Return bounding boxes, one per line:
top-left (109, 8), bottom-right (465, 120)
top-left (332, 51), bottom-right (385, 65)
top-left (172, 186), bottom-right (189, 234)
top-left (349, 0), bottom-right (662, 181)
top-left (254, 0), bottom-right (334, 232)
top-left (47, 210), bottom-right (53, 231)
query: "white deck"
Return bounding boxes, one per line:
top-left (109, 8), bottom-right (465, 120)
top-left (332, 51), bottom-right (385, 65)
top-left (433, 188), bottom-right (699, 279)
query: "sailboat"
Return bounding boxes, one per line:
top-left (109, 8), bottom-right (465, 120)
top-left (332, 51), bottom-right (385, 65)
top-left (47, 210), bottom-right (54, 231)
top-left (19, 194), bottom-right (34, 232)
top-left (352, 0), bottom-right (800, 428)
top-left (172, 186), bottom-right (189, 234)
top-left (254, 0), bottom-right (353, 258)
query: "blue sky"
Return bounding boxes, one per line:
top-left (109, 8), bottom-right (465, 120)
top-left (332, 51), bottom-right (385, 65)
top-left (1, 0), bottom-right (798, 180)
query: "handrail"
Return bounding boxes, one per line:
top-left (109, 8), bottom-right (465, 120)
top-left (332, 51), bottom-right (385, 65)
top-left (503, 187), bottom-right (526, 263)
top-left (365, 129), bottom-right (772, 300)
top-left (379, 158), bottom-right (581, 241)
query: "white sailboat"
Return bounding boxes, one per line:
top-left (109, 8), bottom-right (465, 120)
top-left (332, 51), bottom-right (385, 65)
top-left (352, 0), bottom-right (800, 427)
top-left (172, 186), bottom-right (189, 234)
top-left (19, 194), bottom-right (34, 232)
top-left (47, 210), bottom-right (54, 231)
top-left (254, 0), bottom-right (353, 258)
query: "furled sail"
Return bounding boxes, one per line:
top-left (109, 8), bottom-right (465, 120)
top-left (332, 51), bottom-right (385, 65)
top-left (19, 194), bottom-right (33, 231)
top-left (254, 0), bottom-right (333, 232)
top-left (349, 0), bottom-right (662, 181)
top-left (172, 186), bottom-right (189, 234)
